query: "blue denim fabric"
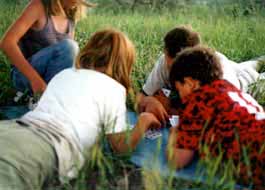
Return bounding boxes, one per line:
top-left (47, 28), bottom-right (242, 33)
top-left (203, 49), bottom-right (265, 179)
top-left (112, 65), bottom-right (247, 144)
top-left (11, 39), bottom-right (79, 93)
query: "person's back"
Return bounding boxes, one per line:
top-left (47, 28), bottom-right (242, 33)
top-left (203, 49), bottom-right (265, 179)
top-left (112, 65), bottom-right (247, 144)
top-left (22, 68), bottom-right (127, 152)
top-left (176, 79), bottom-right (265, 188)
top-left (0, 29), bottom-right (161, 190)
top-left (178, 79), bottom-right (265, 153)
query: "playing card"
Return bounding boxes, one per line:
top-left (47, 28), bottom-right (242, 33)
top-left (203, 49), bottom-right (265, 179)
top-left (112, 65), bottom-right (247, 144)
top-left (169, 115), bottom-right (179, 128)
top-left (161, 88), bottom-right (171, 97)
top-left (145, 130), bottom-right (162, 140)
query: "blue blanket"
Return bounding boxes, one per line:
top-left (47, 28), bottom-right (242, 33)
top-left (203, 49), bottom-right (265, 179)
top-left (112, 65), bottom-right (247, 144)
top-left (127, 111), bottom-right (248, 190)
top-left (0, 108), bottom-right (250, 189)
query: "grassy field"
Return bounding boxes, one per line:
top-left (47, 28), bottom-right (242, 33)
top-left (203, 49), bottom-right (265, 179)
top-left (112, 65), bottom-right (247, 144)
top-left (1, 1), bottom-right (265, 105)
top-left (0, 1), bottom-right (265, 189)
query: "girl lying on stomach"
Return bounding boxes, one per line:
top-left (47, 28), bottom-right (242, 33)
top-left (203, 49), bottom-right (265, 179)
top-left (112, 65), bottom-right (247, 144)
top-left (0, 29), bottom-right (160, 190)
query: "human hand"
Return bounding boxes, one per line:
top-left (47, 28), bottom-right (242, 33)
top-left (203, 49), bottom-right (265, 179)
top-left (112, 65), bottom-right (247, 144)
top-left (138, 112), bottom-right (161, 132)
top-left (143, 96), bottom-right (169, 124)
top-left (153, 89), bottom-right (171, 111)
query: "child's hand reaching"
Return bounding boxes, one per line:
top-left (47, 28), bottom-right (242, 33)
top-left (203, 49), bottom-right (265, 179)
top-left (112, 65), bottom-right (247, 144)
top-left (142, 96), bottom-right (169, 124)
top-left (107, 112), bottom-right (161, 154)
top-left (153, 89), bottom-right (171, 112)
top-left (137, 112), bottom-right (161, 132)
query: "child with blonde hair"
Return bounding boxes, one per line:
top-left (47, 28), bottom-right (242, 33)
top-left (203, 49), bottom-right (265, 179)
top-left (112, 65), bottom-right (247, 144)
top-left (0, 0), bottom-right (95, 95)
top-left (0, 29), bottom-right (160, 189)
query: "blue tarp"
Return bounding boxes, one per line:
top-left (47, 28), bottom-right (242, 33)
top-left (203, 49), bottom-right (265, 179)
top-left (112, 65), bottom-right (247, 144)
top-left (127, 111), bottom-right (248, 190)
top-left (0, 108), bottom-right (250, 189)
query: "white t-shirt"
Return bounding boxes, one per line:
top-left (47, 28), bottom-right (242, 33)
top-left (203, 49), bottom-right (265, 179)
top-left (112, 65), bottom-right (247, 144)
top-left (142, 52), bottom-right (259, 95)
top-left (21, 68), bottom-right (127, 180)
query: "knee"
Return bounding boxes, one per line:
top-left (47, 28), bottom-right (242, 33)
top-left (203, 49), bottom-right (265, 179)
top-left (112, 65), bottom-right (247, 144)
top-left (59, 39), bottom-right (80, 59)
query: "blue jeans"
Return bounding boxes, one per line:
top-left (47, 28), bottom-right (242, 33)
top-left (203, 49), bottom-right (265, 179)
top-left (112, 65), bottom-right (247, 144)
top-left (11, 39), bottom-right (79, 94)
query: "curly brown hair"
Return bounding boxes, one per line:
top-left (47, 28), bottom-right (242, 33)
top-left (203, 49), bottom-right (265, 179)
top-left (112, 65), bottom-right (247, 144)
top-left (169, 46), bottom-right (223, 86)
top-left (164, 26), bottom-right (200, 58)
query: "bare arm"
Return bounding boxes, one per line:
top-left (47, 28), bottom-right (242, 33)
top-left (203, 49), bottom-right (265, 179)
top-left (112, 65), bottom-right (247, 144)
top-left (136, 92), bottom-right (146, 112)
top-left (0, 0), bottom-right (46, 94)
top-left (107, 112), bottom-right (161, 154)
top-left (166, 127), bottom-right (195, 169)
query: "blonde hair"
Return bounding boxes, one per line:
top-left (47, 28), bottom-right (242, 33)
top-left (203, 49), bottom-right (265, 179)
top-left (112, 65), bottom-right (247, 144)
top-left (41, 0), bottom-right (96, 22)
top-left (75, 29), bottom-right (136, 92)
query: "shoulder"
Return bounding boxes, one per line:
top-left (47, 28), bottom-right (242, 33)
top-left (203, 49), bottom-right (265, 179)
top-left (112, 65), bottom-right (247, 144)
top-left (215, 51), bottom-right (227, 60)
top-left (53, 68), bottom-right (125, 89)
top-left (183, 81), bottom-right (223, 107)
top-left (215, 51), bottom-right (241, 88)
top-left (66, 69), bottom-right (126, 94)
top-left (215, 51), bottom-right (237, 66)
top-left (156, 54), bottom-right (166, 66)
top-left (152, 54), bottom-right (168, 75)
top-left (44, 69), bottom-right (126, 107)
top-left (19, 0), bottom-right (45, 21)
top-left (100, 73), bottom-right (126, 95)
top-left (27, 0), bottom-right (44, 12)
top-left (215, 51), bottom-right (231, 67)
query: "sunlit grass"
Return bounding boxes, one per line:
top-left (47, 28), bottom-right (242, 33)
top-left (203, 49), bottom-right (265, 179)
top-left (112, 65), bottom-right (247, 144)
top-left (1, 2), bottom-right (265, 189)
top-left (1, 3), bottom-right (265, 106)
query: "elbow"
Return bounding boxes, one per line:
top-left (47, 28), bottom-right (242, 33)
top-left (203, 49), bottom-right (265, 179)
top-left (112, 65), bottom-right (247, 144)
top-left (0, 39), bottom-right (9, 52)
top-left (0, 37), bottom-right (17, 53)
top-left (107, 132), bottom-right (136, 155)
top-left (108, 138), bottom-right (133, 155)
top-left (166, 148), bottom-right (194, 170)
top-left (166, 148), bottom-right (180, 170)
top-left (167, 157), bottom-right (184, 170)
top-left (110, 141), bottom-right (133, 155)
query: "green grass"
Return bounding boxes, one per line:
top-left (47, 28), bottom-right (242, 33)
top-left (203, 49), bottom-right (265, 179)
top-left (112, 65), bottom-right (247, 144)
top-left (1, 3), bottom-right (265, 105)
top-left (1, 2), bottom-right (265, 189)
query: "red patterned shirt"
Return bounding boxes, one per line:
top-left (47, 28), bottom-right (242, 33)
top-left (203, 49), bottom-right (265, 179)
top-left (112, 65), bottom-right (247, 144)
top-left (176, 80), bottom-right (265, 189)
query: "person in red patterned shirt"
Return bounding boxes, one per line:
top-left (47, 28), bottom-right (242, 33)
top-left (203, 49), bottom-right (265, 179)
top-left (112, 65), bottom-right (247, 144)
top-left (166, 45), bottom-right (265, 189)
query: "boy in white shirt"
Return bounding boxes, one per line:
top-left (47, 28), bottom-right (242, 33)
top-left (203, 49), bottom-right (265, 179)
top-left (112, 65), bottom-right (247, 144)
top-left (137, 26), bottom-right (261, 123)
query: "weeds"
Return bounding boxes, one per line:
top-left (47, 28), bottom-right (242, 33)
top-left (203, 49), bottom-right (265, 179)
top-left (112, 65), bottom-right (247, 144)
top-left (1, 1), bottom-right (265, 190)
